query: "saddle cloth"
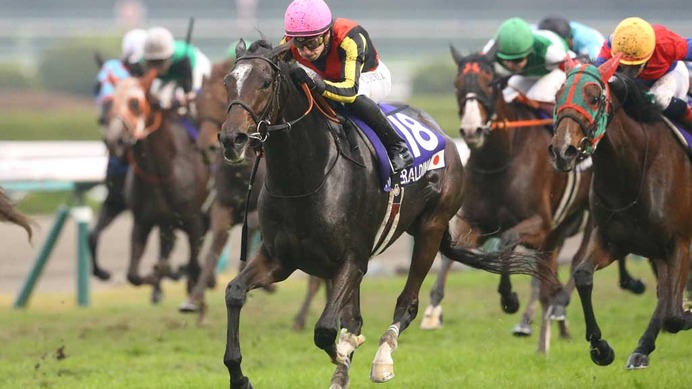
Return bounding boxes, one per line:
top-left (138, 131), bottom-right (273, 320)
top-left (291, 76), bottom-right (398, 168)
top-left (346, 103), bottom-right (447, 192)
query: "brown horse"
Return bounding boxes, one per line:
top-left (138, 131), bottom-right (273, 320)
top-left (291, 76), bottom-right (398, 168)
top-left (0, 189), bottom-right (32, 241)
top-left (179, 58), bottom-right (329, 328)
top-left (103, 69), bottom-right (210, 301)
top-left (548, 56), bottom-right (692, 368)
top-left (420, 47), bottom-right (596, 354)
top-left (217, 40), bottom-right (546, 388)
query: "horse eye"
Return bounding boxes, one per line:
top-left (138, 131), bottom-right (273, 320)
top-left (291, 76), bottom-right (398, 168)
top-left (128, 98), bottom-right (141, 114)
top-left (262, 80), bottom-right (271, 89)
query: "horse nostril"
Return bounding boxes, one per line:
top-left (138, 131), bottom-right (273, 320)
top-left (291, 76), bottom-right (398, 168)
top-left (475, 127), bottom-right (484, 136)
top-left (234, 133), bottom-right (249, 147)
top-left (564, 145), bottom-right (579, 160)
top-left (547, 144), bottom-right (555, 158)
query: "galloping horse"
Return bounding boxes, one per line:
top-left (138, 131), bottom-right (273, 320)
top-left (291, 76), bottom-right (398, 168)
top-left (419, 47), bottom-right (595, 353)
top-left (180, 58), bottom-right (328, 329)
top-left (0, 189), bottom-right (32, 241)
top-left (548, 55), bottom-right (692, 368)
top-left (103, 69), bottom-right (210, 301)
top-left (217, 40), bottom-right (546, 388)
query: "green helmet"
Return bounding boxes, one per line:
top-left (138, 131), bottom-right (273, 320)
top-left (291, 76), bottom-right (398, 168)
top-left (496, 18), bottom-right (534, 60)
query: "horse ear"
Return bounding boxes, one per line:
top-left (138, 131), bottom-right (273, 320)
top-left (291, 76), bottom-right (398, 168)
top-left (564, 56), bottom-right (579, 72)
top-left (450, 44), bottom-right (463, 66)
top-left (270, 41), bottom-right (293, 63)
top-left (597, 53), bottom-right (622, 83)
top-left (139, 68), bottom-right (158, 91)
top-left (235, 39), bottom-right (247, 58)
top-left (107, 71), bottom-right (120, 87)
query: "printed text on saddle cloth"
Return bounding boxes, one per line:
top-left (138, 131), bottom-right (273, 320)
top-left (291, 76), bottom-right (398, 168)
top-left (349, 104), bottom-right (447, 191)
top-left (385, 110), bottom-right (446, 187)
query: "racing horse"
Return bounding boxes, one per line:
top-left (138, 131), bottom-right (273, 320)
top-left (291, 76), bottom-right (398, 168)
top-left (103, 69), bottom-right (210, 301)
top-left (180, 58), bottom-right (329, 329)
top-left (0, 189), bottom-right (33, 241)
top-left (89, 57), bottom-right (177, 288)
top-left (217, 39), bottom-right (547, 388)
top-left (420, 47), bottom-right (595, 353)
top-left (549, 56), bottom-right (692, 369)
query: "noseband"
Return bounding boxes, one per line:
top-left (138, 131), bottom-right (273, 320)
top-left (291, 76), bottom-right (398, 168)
top-left (226, 55), bottom-right (316, 145)
top-left (554, 66), bottom-right (613, 157)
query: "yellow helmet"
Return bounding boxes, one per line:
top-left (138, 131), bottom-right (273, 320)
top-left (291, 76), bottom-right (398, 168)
top-left (611, 17), bottom-right (656, 65)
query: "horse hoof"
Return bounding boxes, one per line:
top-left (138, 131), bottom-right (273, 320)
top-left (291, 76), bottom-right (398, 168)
top-left (292, 319), bottom-right (305, 332)
top-left (93, 268), bottom-right (111, 281)
top-left (501, 292), bottom-right (520, 314)
top-left (546, 304), bottom-right (567, 321)
top-left (419, 305), bottom-right (443, 330)
top-left (151, 288), bottom-right (164, 304)
top-left (370, 362), bottom-right (394, 383)
top-left (590, 339), bottom-right (615, 366)
top-left (622, 279), bottom-right (646, 295)
top-left (206, 275), bottom-right (217, 289)
top-left (231, 376), bottom-right (254, 389)
top-left (178, 300), bottom-right (200, 313)
top-left (512, 322), bottom-right (532, 337)
top-left (625, 352), bottom-right (649, 369)
top-left (262, 283), bottom-right (277, 294)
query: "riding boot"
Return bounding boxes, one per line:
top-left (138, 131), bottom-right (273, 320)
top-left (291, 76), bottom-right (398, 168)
top-left (347, 95), bottom-right (413, 173)
top-left (663, 97), bottom-right (692, 132)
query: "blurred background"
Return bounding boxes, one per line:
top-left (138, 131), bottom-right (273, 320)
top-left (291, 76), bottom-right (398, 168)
top-left (2, 0), bottom-right (692, 104)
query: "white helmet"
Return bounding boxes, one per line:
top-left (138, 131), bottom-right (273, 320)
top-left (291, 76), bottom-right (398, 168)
top-left (143, 26), bottom-right (175, 60)
top-left (121, 28), bottom-right (147, 64)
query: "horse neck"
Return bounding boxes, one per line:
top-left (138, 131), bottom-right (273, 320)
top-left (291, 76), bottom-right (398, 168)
top-left (132, 113), bottom-right (183, 174)
top-left (475, 96), bottom-right (523, 164)
top-left (262, 88), bottom-right (337, 196)
top-left (593, 111), bottom-right (652, 194)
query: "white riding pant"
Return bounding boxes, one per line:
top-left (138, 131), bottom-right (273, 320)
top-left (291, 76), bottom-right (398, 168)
top-left (300, 60), bottom-right (392, 103)
top-left (502, 68), bottom-right (567, 103)
top-left (649, 60), bottom-right (690, 108)
top-left (151, 49), bottom-right (212, 111)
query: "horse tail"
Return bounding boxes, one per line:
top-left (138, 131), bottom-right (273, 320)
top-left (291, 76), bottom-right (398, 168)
top-left (438, 229), bottom-right (558, 285)
top-left (0, 190), bottom-right (33, 242)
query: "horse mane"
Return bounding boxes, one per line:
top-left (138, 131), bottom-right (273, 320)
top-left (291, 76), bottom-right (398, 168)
top-left (608, 74), bottom-right (662, 123)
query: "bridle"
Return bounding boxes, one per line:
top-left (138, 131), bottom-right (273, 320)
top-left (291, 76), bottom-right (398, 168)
top-left (225, 55), bottom-right (316, 145)
top-left (456, 60), bottom-right (499, 134)
top-left (553, 65), bottom-right (613, 158)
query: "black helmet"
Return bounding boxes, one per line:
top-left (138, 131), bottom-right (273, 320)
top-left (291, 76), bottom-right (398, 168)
top-left (538, 16), bottom-right (572, 40)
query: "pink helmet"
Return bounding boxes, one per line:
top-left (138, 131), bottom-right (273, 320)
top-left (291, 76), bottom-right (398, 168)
top-left (284, 0), bottom-right (333, 37)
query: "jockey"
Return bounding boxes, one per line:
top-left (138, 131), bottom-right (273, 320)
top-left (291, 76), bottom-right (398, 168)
top-left (93, 28), bottom-right (148, 231)
top-left (282, 0), bottom-right (413, 174)
top-left (142, 26), bottom-right (211, 116)
top-left (483, 17), bottom-right (570, 113)
top-left (594, 17), bottom-right (692, 129)
top-left (538, 15), bottom-right (605, 61)
top-left (95, 28), bottom-right (147, 123)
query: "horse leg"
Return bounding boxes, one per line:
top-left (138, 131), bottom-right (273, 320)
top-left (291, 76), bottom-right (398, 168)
top-left (293, 276), bottom-right (323, 331)
top-left (151, 225), bottom-right (177, 304)
top-left (627, 239), bottom-right (691, 369)
top-left (184, 217), bottom-right (205, 295)
top-left (419, 254), bottom-right (453, 330)
top-left (618, 256), bottom-right (646, 295)
top-left (314, 259), bottom-right (366, 365)
top-left (180, 202), bottom-right (232, 314)
top-left (126, 221), bottom-right (154, 287)
top-left (536, 248), bottom-right (566, 354)
top-left (88, 186), bottom-right (127, 281)
top-left (512, 276), bottom-right (538, 337)
top-left (573, 228), bottom-right (617, 366)
top-left (421, 217), bottom-right (480, 329)
top-left (371, 225), bottom-right (443, 383)
top-left (330, 286), bottom-right (364, 389)
top-left (224, 248), bottom-right (295, 389)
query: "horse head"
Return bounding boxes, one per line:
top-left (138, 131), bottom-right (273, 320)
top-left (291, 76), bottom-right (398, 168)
top-left (218, 39), bottom-right (296, 164)
top-left (196, 58), bottom-right (234, 162)
top-left (450, 45), bottom-right (498, 149)
top-left (104, 69), bottom-right (160, 159)
top-left (548, 55), bottom-right (620, 171)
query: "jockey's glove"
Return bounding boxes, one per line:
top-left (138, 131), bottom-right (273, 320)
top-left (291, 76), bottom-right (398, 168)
top-left (290, 67), bottom-right (325, 94)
